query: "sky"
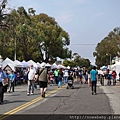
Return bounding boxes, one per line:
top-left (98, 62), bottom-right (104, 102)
top-left (8, 0), bottom-right (120, 65)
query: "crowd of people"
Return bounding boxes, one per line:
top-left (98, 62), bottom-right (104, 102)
top-left (98, 69), bottom-right (119, 86)
top-left (0, 63), bottom-right (120, 105)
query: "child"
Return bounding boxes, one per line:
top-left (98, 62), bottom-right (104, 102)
top-left (79, 72), bottom-right (83, 84)
top-left (49, 70), bottom-right (54, 86)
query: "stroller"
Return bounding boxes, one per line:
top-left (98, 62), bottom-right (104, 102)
top-left (66, 73), bottom-right (74, 89)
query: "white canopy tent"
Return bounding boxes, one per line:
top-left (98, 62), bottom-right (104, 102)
top-left (14, 60), bottom-right (24, 68)
top-left (27, 60), bottom-right (38, 68)
top-left (45, 63), bottom-right (51, 67)
top-left (51, 63), bottom-right (58, 69)
top-left (57, 64), bottom-right (65, 69)
top-left (2, 57), bottom-right (15, 71)
top-left (21, 60), bottom-right (30, 68)
top-left (36, 62), bottom-right (41, 68)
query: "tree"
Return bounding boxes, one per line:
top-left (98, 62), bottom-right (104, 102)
top-left (31, 13), bottom-right (71, 63)
top-left (0, 6), bottom-right (71, 62)
top-left (93, 27), bottom-right (120, 67)
top-left (63, 53), bottom-right (91, 68)
top-left (0, 0), bottom-right (8, 29)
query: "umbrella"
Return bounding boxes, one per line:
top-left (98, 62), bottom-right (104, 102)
top-left (101, 66), bottom-right (107, 71)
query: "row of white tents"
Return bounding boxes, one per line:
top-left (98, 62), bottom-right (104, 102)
top-left (1, 57), bottom-right (68, 71)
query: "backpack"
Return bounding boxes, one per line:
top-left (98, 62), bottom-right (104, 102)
top-left (38, 68), bottom-right (44, 80)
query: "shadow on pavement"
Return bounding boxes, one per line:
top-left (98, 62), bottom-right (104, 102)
top-left (97, 92), bottom-right (114, 95)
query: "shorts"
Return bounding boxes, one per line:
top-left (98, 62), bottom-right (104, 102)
top-left (39, 81), bottom-right (47, 88)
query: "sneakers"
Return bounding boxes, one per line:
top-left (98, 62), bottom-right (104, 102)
top-left (41, 92), bottom-right (45, 98)
top-left (0, 101), bottom-right (3, 105)
top-left (27, 93), bottom-right (30, 96)
top-left (27, 92), bottom-right (34, 96)
top-left (92, 92), bottom-right (97, 95)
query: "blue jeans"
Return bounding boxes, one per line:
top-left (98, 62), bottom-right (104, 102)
top-left (58, 81), bottom-right (62, 86)
top-left (34, 83), bottom-right (37, 89)
top-left (64, 76), bottom-right (68, 84)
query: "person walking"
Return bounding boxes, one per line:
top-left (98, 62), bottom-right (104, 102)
top-left (49, 70), bottom-right (54, 86)
top-left (34, 72), bottom-right (38, 90)
top-left (106, 69), bottom-right (112, 86)
top-left (75, 68), bottom-right (79, 81)
top-left (23, 68), bottom-right (29, 84)
top-left (84, 70), bottom-right (88, 84)
top-left (63, 68), bottom-right (68, 85)
top-left (8, 70), bottom-right (15, 92)
top-left (112, 70), bottom-right (117, 86)
top-left (79, 71), bottom-right (83, 84)
top-left (38, 65), bottom-right (48, 98)
top-left (16, 71), bottom-right (21, 85)
top-left (54, 68), bottom-right (59, 85)
top-left (119, 72), bottom-right (120, 82)
top-left (90, 66), bottom-right (98, 95)
top-left (27, 64), bottom-right (36, 96)
top-left (58, 68), bottom-right (63, 88)
top-left (88, 69), bottom-right (91, 87)
top-left (3, 70), bottom-right (9, 92)
top-left (0, 64), bottom-right (8, 104)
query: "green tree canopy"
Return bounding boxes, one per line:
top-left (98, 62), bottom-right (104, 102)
top-left (63, 53), bottom-right (91, 68)
top-left (93, 27), bottom-right (120, 68)
top-left (0, 6), bottom-right (71, 63)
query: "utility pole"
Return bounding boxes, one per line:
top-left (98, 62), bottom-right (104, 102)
top-left (14, 38), bottom-right (16, 61)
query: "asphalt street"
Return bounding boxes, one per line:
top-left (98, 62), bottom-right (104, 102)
top-left (0, 79), bottom-right (120, 120)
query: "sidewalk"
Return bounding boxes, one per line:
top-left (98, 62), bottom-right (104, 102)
top-left (99, 79), bottom-right (120, 114)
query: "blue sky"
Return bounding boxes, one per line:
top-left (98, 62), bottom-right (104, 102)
top-left (8, 0), bottom-right (120, 65)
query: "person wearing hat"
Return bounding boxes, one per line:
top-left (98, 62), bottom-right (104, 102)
top-left (0, 65), bottom-right (8, 104)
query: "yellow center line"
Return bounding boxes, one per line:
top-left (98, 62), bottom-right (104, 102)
top-left (0, 86), bottom-right (65, 120)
